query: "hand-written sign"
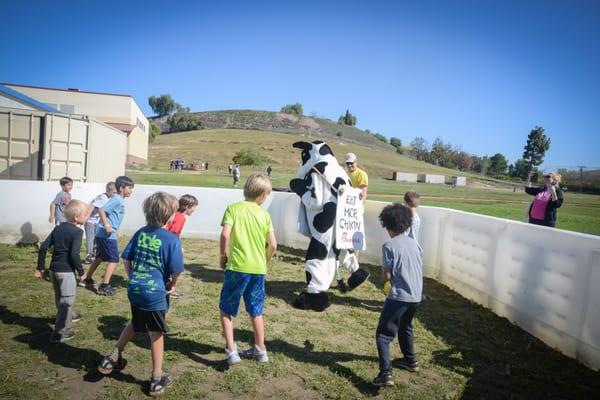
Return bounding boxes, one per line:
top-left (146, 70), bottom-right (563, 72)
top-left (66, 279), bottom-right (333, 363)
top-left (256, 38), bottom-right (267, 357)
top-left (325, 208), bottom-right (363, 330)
top-left (335, 187), bottom-right (366, 250)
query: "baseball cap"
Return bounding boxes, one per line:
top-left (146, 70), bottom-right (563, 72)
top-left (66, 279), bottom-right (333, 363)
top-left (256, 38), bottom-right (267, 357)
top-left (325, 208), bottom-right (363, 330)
top-left (345, 153), bottom-right (357, 163)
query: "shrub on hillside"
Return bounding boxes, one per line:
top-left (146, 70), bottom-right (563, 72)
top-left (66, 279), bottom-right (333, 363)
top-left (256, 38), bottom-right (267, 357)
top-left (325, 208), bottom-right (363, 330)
top-left (336, 131), bottom-right (343, 137)
top-left (149, 122), bottom-right (161, 143)
top-left (280, 103), bottom-right (303, 116)
top-left (168, 107), bottom-right (203, 132)
top-left (232, 148), bottom-right (269, 166)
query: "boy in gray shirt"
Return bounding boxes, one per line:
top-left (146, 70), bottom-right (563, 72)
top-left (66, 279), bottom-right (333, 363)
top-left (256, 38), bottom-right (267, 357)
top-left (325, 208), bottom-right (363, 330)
top-left (48, 177), bottom-right (73, 225)
top-left (373, 203), bottom-right (423, 387)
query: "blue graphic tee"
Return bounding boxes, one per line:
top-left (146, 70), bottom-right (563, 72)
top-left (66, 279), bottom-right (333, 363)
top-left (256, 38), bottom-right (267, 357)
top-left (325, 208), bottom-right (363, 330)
top-left (122, 226), bottom-right (184, 311)
top-left (96, 194), bottom-right (125, 240)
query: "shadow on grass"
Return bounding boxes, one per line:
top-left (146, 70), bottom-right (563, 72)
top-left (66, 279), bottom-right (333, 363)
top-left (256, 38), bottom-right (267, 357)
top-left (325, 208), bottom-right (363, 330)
top-left (236, 328), bottom-right (380, 396)
top-left (0, 305), bottom-right (146, 390)
top-left (418, 279), bottom-right (600, 399)
top-left (97, 315), bottom-right (228, 372)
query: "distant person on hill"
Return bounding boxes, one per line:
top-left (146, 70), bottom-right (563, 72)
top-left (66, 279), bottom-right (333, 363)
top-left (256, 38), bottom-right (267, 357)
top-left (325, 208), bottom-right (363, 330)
top-left (205, 162), bottom-right (209, 170)
top-left (266, 165), bottom-right (272, 177)
top-left (228, 164), bottom-right (233, 175)
top-left (232, 165), bottom-right (241, 187)
top-left (345, 153), bottom-right (369, 203)
top-left (403, 190), bottom-right (421, 246)
top-left (525, 172), bottom-right (564, 228)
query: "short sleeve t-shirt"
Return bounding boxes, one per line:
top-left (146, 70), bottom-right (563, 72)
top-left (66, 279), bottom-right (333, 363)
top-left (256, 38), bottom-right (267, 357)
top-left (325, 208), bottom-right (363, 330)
top-left (405, 211), bottom-right (421, 245)
top-left (166, 211), bottom-right (186, 237)
top-left (89, 193), bottom-right (110, 225)
top-left (382, 234), bottom-right (423, 303)
top-left (348, 168), bottom-right (369, 188)
top-left (96, 194), bottom-right (125, 240)
top-left (122, 226), bottom-right (184, 311)
top-left (530, 189), bottom-right (551, 220)
top-left (54, 191), bottom-right (72, 223)
top-left (221, 201), bottom-right (274, 275)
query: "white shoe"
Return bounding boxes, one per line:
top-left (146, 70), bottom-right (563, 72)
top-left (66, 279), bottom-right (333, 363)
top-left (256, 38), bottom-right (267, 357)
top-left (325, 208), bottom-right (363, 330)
top-left (225, 346), bottom-right (241, 365)
top-left (240, 345), bottom-right (269, 363)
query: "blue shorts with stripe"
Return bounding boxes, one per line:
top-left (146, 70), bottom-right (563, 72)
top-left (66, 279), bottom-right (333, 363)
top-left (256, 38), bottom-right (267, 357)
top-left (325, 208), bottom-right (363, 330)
top-left (219, 270), bottom-right (266, 317)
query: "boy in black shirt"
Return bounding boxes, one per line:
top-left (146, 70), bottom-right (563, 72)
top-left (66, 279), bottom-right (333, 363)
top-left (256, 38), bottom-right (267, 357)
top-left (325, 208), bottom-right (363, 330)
top-left (36, 199), bottom-right (91, 343)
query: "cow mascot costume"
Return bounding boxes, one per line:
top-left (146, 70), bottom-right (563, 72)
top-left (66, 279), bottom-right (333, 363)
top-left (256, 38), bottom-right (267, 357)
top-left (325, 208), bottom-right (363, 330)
top-left (289, 141), bottom-right (369, 311)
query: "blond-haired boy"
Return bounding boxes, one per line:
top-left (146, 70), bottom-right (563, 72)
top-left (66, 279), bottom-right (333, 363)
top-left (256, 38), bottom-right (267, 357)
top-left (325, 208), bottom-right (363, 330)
top-left (36, 199), bottom-right (91, 343)
top-left (219, 174), bottom-right (277, 365)
top-left (97, 192), bottom-right (183, 397)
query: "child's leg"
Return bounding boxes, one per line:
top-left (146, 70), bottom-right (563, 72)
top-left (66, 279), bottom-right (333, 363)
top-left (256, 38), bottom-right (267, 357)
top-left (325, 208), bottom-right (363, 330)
top-left (375, 299), bottom-right (402, 373)
top-left (102, 262), bottom-right (117, 284)
top-left (83, 257), bottom-right (103, 280)
top-left (250, 316), bottom-right (265, 350)
top-left (84, 222), bottom-right (95, 256)
top-left (52, 272), bottom-right (76, 336)
top-left (220, 311), bottom-right (236, 352)
top-left (115, 322), bottom-right (135, 352)
top-left (149, 331), bottom-right (164, 377)
top-left (397, 303), bottom-right (419, 363)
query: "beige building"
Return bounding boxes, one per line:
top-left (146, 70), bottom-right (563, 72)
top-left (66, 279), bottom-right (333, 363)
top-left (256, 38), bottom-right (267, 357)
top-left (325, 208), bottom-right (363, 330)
top-left (3, 83), bottom-right (148, 164)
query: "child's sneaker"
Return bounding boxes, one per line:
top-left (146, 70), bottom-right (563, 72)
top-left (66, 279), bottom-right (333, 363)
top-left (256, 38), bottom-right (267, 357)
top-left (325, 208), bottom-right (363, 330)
top-left (169, 290), bottom-right (183, 299)
top-left (84, 255), bottom-right (94, 264)
top-left (97, 283), bottom-right (116, 296)
top-left (78, 278), bottom-right (95, 288)
top-left (225, 347), bottom-right (241, 366)
top-left (372, 371), bottom-right (394, 387)
top-left (98, 354), bottom-right (127, 375)
top-left (149, 373), bottom-right (174, 397)
top-left (393, 357), bottom-right (419, 372)
top-left (240, 345), bottom-right (269, 363)
top-left (71, 312), bottom-right (82, 322)
top-left (50, 330), bottom-right (75, 343)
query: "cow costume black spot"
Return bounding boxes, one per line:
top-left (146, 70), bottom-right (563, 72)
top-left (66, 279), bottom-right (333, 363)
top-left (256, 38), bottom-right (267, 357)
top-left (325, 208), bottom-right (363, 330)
top-left (289, 141), bottom-right (369, 311)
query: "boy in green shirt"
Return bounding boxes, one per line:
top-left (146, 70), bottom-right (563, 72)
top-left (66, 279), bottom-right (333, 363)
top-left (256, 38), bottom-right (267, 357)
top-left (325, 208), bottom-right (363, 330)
top-left (219, 174), bottom-right (277, 365)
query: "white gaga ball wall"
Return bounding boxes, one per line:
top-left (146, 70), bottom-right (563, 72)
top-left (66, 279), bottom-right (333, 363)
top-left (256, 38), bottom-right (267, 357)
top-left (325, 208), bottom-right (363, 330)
top-left (0, 180), bottom-right (598, 370)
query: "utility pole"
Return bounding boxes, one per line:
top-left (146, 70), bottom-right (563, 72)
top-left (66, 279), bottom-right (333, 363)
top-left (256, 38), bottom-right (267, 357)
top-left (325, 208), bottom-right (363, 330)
top-left (578, 166), bottom-right (585, 193)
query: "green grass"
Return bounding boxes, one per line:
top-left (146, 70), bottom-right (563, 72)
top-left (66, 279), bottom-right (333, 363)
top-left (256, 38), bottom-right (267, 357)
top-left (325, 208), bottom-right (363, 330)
top-left (1, 240), bottom-right (599, 399)
top-left (127, 170), bottom-right (600, 235)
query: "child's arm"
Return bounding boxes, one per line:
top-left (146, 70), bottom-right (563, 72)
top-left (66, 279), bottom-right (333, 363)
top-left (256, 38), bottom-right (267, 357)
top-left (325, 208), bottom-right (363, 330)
top-left (98, 208), bottom-right (112, 234)
top-left (48, 200), bottom-right (55, 223)
top-left (69, 231), bottom-right (84, 277)
top-left (36, 232), bottom-right (54, 278)
top-left (266, 231), bottom-right (277, 261)
top-left (220, 224), bottom-right (232, 269)
top-left (382, 269), bottom-right (392, 282)
top-left (123, 260), bottom-right (131, 276)
top-left (167, 273), bottom-right (181, 293)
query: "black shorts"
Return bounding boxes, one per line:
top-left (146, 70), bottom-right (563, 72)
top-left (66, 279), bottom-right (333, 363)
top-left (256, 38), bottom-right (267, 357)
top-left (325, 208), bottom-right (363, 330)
top-left (131, 305), bottom-right (168, 333)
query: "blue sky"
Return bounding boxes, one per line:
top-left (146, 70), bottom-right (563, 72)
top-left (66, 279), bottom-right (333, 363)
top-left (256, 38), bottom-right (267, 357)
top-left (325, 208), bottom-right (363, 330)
top-left (2, 0), bottom-right (599, 169)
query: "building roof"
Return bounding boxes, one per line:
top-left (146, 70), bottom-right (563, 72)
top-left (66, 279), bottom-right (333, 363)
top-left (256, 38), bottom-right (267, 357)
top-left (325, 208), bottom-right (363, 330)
top-left (0, 84), bottom-right (61, 112)
top-left (2, 82), bottom-right (132, 98)
top-left (106, 122), bottom-right (136, 135)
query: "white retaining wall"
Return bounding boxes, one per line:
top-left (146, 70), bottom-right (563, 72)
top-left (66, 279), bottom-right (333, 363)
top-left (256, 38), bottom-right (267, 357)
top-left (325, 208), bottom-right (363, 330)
top-left (0, 180), bottom-right (598, 370)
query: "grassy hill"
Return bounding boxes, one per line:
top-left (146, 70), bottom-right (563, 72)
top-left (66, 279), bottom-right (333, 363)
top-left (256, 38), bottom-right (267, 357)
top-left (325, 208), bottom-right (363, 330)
top-left (151, 110), bottom-right (397, 152)
top-left (147, 128), bottom-right (477, 180)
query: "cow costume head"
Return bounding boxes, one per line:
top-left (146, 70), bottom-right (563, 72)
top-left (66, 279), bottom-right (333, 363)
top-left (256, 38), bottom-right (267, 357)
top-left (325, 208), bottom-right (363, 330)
top-left (289, 141), bottom-right (369, 311)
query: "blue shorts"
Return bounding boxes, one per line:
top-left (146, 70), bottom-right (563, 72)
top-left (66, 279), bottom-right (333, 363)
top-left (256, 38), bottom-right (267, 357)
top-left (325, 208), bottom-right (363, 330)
top-left (95, 237), bottom-right (120, 263)
top-left (219, 270), bottom-right (266, 317)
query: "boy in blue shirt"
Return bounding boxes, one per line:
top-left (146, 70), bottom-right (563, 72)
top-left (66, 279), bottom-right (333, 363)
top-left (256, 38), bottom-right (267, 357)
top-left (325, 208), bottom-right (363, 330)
top-left (80, 176), bottom-right (134, 295)
top-left (97, 191), bottom-right (184, 397)
top-left (373, 203), bottom-right (423, 387)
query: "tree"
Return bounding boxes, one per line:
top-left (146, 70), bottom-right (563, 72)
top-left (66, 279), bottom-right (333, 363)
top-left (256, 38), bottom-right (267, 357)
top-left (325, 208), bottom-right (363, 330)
top-left (522, 126), bottom-right (551, 176)
top-left (167, 107), bottom-right (203, 132)
top-left (488, 153), bottom-right (509, 176)
top-left (409, 137), bottom-right (430, 161)
top-left (149, 122), bottom-right (161, 143)
top-left (280, 103), bottom-right (303, 116)
top-left (472, 155), bottom-right (490, 175)
top-left (390, 137), bottom-right (403, 154)
top-left (148, 94), bottom-right (179, 117)
top-left (373, 133), bottom-right (388, 143)
top-left (232, 148), bottom-right (268, 166)
top-left (430, 137), bottom-right (454, 168)
top-left (338, 109), bottom-right (357, 126)
top-left (453, 150), bottom-right (474, 171)
top-left (509, 159), bottom-right (529, 179)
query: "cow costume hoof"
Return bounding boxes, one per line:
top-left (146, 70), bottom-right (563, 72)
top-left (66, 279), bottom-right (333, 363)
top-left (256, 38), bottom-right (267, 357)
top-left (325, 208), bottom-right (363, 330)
top-left (347, 268), bottom-right (369, 290)
top-left (293, 292), bottom-right (330, 312)
top-left (336, 279), bottom-right (348, 293)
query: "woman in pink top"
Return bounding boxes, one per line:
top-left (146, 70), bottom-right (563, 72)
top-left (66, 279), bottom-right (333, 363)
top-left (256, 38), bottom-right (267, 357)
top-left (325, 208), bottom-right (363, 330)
top-left (525, 172), bottom-right (564, 227)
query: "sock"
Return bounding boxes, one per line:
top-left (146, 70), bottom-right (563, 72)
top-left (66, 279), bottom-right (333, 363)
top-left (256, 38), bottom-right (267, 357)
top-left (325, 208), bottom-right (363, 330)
top-left (108, 347), bottom-right (121, 362)
top-left (152, 372), bottom-right (162, 381)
